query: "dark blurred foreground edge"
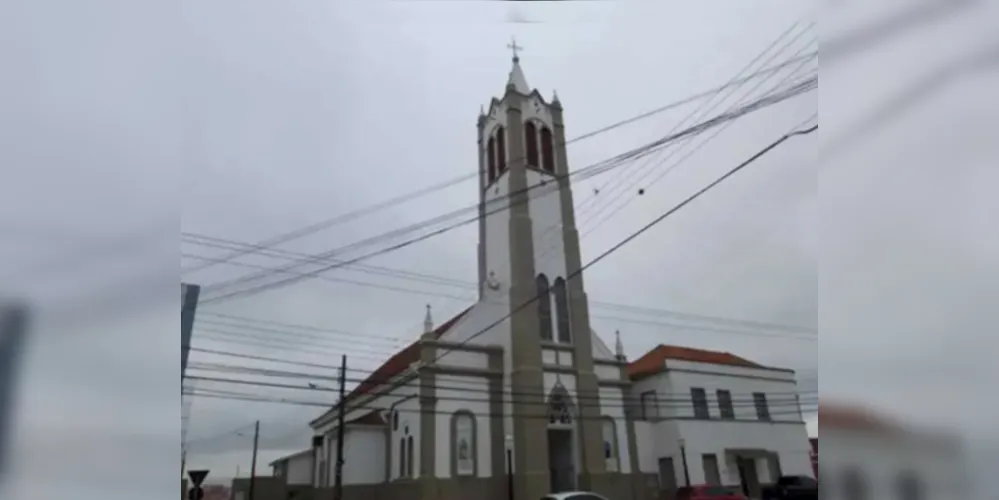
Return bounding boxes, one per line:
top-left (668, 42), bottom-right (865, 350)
top-left (0, 303), bottom-right (28, 480)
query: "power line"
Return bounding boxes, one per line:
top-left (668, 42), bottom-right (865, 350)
top-left (424, 122), bottom-right (819, 369)
top-left (194, 78), bottom-right (817, 305)
top-left (183, 244), bottom-right (816, 334)
top-left (181, 52), bottom-right (816, 277)
top-left (182, 388), bottom-right (818, 421)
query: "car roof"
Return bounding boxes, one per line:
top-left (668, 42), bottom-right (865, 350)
top-left (544, 492), bottom-right (608, 500)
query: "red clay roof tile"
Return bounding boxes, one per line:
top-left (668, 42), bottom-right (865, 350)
top-left (342, 306), bottom-right (472, 405)
top-left (627, 344), bottom-right (784, 380)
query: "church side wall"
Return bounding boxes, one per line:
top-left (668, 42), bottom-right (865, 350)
top-left (599, 386), bottom-right (632, 474)
top-left (434, 374), bottom-right (493, 479)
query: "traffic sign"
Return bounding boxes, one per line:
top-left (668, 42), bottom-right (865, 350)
top-left (187, 469), bottom-right (209, 487)
top-left (187, 486), bottom-right (204, 500)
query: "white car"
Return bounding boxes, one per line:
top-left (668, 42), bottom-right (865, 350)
top-left (541, 492), bottom-right (611, 500)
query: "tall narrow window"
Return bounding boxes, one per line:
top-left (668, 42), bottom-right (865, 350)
top-left (399, 438), bottom-right (406, 478)
top-left (487, 137), bottom-right (497, 182)
top-left (691, 388), bottom-right (710, 419)
top-left (640, 391), bottom-right (659, 420)
top-left (452, 411), bottom-right (476, 476)
top-left (496, 126), bottom-right (507, 174)
top-left (553, 277), bottom-right (571, 343)
top-left (525, 121), bottom-right (539, 167)
top-left (536, 274), bottom-right (553, 341)
top-left (717, 390), bottom-right (735, 419)
top-left (753, 392), bottom-right (771, 421)
top-left (406, 436), bottom-right (415, 478)
top-left (541, 126), bottom-right (555, 172)
top-left (602, 417), bottom-right (619, 472)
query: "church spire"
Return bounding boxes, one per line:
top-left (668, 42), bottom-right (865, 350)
top-left (423, 304), bottom-right (434, 334)
top-left (615, 330), bottom-right (626, 360)
top-left (506, 37), bottom-right (530, 94)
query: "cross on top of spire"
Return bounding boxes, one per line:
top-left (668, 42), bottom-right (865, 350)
top-left (507, 37), bottom-right (523, 62)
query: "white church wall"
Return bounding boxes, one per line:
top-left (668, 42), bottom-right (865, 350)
top-left (436, 349), bottom-right (489, 370)
top-left (634, 421), bottom-right (658, 475)
top-left (594, 364), bottom-right (620, 381)
top-left (391, 389), bottom-right (420, 481)
top-left (520, 94), bottom-right (554, 126)
top-left (323, 427), bottom-right (386, 485)
top-left (435, 374), bottom-right (493, 479)
top-left (599, 386), bottom-right (632, 473)
top-left (526, 169), bottom-right (569, 284)
top-left (482, 172), bottom-right (512, 293)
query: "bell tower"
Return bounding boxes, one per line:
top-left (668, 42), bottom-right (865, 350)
top-left (475, 41), bottom-right (610, 499)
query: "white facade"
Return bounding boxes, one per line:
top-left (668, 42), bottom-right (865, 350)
top-left (632, 358), bottom-right (813, 492)
top-left (818, 406), bottom-right (969, 500)
top-left (270, 449), bottom-right (314, 486)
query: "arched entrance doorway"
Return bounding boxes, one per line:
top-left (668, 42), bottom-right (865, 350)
top-left (547, 384), bottom-right (577, 493)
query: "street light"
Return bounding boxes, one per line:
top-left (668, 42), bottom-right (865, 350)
top-left (678, 438), bottom-right (691, 487)
top-left (505, 434), bottom-right (514, 500)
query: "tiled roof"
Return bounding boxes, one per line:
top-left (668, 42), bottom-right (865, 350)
top-left (818, 403), bottom-right (898, 433)
top-left (627, 344), bottom-right (788, 380)
top-left (341, 306), bottom-right (473, 405)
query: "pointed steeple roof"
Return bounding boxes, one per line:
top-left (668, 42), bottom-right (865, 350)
top-left (505, 37), bottom-right (530, 94)
top-left (507, 56), bottom-right (530, 94)
top-left (423, 304), bottom-right (434, 334)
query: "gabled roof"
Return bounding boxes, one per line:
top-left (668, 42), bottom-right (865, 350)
top-left (627, 344), bottom-right (791, 380)
top-left (337, 306), bottom-right (473, 408)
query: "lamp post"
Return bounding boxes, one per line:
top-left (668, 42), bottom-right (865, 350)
top-left (505, 434), bottom-right (514, 500)
top-left (679, 438), bottom-right (691, 487)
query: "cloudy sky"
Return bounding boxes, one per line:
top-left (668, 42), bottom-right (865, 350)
top-left (2, 0), bottom-right (997, 497)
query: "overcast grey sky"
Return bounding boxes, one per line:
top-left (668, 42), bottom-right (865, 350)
top-left (2, 0), bottom-right (997, 497)
top-left (170, 0), bottom-right (821, 477)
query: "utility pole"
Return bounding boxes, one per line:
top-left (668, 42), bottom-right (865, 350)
top-left (248, 420), bottom-right (260, 500)
top-left (332, 355), bottom-right (347, 500)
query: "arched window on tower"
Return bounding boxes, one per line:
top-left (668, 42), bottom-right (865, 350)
top-left (536, 274), bottom-right (553, 341)
top-left (406, 436), bottom-right (415, 478)
top-left (553, 277), bottom-right (571, 343)
top-left (524, 121), bottom-right (539, 167)
top-left (496, 126), bottom-right (507, 174)
top-left (541, 126), bottom-right (555, 173)
top-left (487, 137), bottom-right (497, 183)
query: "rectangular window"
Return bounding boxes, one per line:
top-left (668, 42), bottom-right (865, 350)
top-left (702, 454), bottom-right (722, 486)
top-left (640, 391), bottom-right (659, 420)
top-left (753, 392), bottom-right (771, 421)
top-left (691, 388), bottom-right (710, 419)
top-left (717, 389), bottom-right (735, 419)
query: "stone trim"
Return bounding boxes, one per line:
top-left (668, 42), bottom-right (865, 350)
top-left (425, 365), bottom-right (503, 378)
top-left (597, 379), bottom-right (631, 389)
top-left (539, 341), bottom-right (574, 352)
top-left (542, 363), bottom-right (574, 374)
top-left (488, 351), bottom-right (506, 480)
top-left (594, 358), bottom-right (628, 367)
top-left (423, 340), bottom-right (503, 354)
top-left (449, 410), bottom-right (479, 478)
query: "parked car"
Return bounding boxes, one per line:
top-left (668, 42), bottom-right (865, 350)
top-left (541, 492), bottom-right (611, 500)
top-left (676, 485), bottom-right (747, 500)
top-left (761, 475), bottom-right (818, 500)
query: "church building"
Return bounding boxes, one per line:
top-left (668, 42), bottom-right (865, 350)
top-left (307, 51), bottom-right (652, 500)
top-left (275, 51), bottom-right (815, 500)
